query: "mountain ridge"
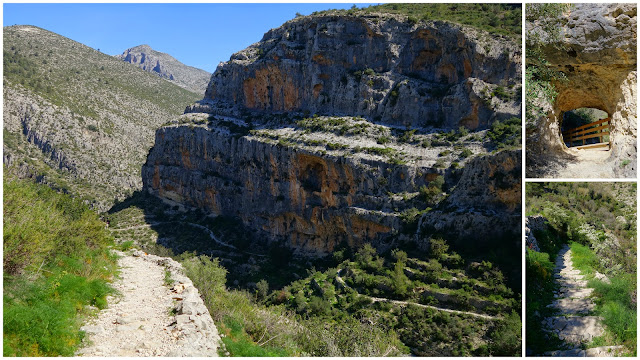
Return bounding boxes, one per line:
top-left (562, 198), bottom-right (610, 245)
top-left (116, 44), bottom-right (211, 94)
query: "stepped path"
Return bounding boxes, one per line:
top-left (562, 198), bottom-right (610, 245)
top-left (543, 245), bottom-right (625, 357)
top-left (76, 250), bottom-right (220, 357)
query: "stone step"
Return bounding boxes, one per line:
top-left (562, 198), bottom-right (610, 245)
top-left (557, 288), bottom-right (594, 299)
top-left (556, 279), bottom-right (588, 287)
top-left (548, 297), bottom-right (595, 314)
top-left (584, 345), bottom-right (626, 357)
top-left (544, 316), bottom-right (604, 344)
top-left (554, 273), bottom-right (585, 281)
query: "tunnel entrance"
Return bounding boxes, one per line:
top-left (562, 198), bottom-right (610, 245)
top-left (561, 108), bottom-right (610, 150)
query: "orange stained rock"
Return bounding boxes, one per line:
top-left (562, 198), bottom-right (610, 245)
top-left (204, 188), bottom-right (221, 214)
top-left (179, 137), bottom-right (194, 169)
top-left (242, 64), bottom-right (300, 111)
top-left (152, 165), bottom-right (161, 189)
top-left (425, 172), bottom-right (440, 181)
top-left (312, 53), bottom-right (333, 66)
top-left (460, 101), bottom-right (480, 130)
top-left (436, 63), bottom-right (457, 84)
top-left (349, 214), bottom-right (392, 242)
top-left (463, 58), bottom-right (473, 78)
top-left (313, 83), bottom-right (323, 99)
top-left (490, 184), bottom-right (520, 212)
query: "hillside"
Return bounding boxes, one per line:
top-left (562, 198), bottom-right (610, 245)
top-left (3, 25), bottom-right (201, 209)
top-left (116, 44), bottom-right (211, 94)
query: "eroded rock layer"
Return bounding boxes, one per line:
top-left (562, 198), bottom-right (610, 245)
top-left (142, 122), bottom-right (520, 254)
top-left (202, 13), bottom-right (520, 130)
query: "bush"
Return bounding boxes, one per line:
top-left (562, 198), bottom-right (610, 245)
top-left (487, 117), bottom-right (521, 149)
top-left (459, 148), bottom-right (473, 159)
top-left (3, 175), bottom-right (116, 356)
top-left (489, 311), bottom-right (521, 355)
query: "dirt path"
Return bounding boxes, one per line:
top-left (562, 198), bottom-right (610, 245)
top-left (335, 270), bottom-right (499, 321)
top-left (543, 245), bottom-right (625, 357)
top-left (536, 149), bottom-right (616, 179)
top-left (76, 250), bottom-right (220, 357)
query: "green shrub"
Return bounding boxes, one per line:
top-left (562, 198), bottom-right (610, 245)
top-left (489, 311), bottom-right (521, 355)
top-left (459, 148), bottom-right (473, 158)
top-left (3, 174), bottom-right (116, 356)
top-left (487, 117), bottom-right (521, 149)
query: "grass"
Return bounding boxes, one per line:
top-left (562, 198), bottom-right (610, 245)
top-left (569, 241), bottom-right (599, 275)
top-left (589, 274), bottom-right (637, 353)
top-left (220, 316), bottom-right (290, 357)
top-left (568, 242), bottom-right (636, 354)
top-left (163, 269), bottom-right (174, 287)
top-left (525, 247), bottom-right (563, 354)
top-left (3, 173), bottom-right (117, 356)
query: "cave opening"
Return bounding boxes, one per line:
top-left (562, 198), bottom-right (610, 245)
top-left (560, 107), bottom-right (611, 150)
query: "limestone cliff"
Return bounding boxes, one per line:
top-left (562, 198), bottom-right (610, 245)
top-left (143, 11), bottom-right (522, 255)
top-left (142, 119), bottom-right (520, 254)
top-left (200, 12), bottom-right (521, 130)
top-left (418, 149), bottom-right (521, 251)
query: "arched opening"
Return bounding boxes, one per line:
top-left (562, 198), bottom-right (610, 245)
top-left (560, 108), bottom-right (611, 150)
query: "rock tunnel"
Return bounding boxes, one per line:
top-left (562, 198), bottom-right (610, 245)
top-left (526, 4), bottom-right (637, 178)
top-left (560, 107), bottom-right (609, 149)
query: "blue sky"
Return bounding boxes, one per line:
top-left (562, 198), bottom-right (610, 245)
top-left (3, 3), bottom-right (370, 73)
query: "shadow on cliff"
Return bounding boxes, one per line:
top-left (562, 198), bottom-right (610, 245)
top-left (107, 190), bottom-right (336, 290)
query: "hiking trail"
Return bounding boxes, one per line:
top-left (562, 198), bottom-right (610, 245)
top-left (543, 245), bottom-right (625, 357)
top-left (76, 250), bottom-right (221, 357)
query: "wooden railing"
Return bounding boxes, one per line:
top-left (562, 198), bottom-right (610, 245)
top-left (562, 118), bottom-right (610, 149)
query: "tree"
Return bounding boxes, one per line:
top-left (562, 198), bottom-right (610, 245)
top-left (256, 279), bottom-right (269, 301)
top-left (430, 237), bottom-right (449, 259)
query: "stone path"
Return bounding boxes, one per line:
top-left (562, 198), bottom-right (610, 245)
top-left (543, 245), bottom-right (625, 357)
top-left (76, 250), bottom-right (220, 357)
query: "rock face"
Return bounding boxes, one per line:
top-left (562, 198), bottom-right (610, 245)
top-left (525, 215), bottom-right (548, 252)
top-left (117, 45), bottom-right (211, 94)
top-left (142, 118), bottom-right (520, 255)
top-left (203, 13), bottom-right (520, 130)
top-left (143, 122), bottom-right (412, 253)
top-left (418, 149), bottom-right (521, 246)
top-left (526, 4), bottom-right (637, 178)
top-left (142, 12), bottom-right (522, 256)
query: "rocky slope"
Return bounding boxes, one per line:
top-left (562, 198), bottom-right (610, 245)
top-left (3, 25), bottom-right (201, 209)
top-left (198, 11), bottom-right (521, 130)
top-left (526, 3), bottom-right (637, 178)
top-left (117, 45), bottom-right (211, 94)
top-left (142, 10), bottom-right (521, 258)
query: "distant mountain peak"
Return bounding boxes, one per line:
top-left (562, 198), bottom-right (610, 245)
top-left (116, 44), bottom-right (210, 95)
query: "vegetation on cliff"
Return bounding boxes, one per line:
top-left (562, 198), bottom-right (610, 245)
top-left (3, 172), bottom-right (117, 356)
top-left (318, 3), bottom-right (521, 38)
top-left (526, 182), bottom-right (636, 355)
